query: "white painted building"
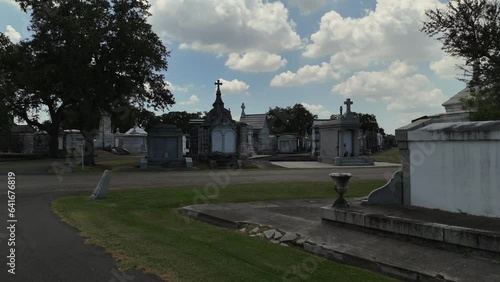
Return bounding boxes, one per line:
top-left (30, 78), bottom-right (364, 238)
top-left (391, 88), bottom-right (500, 218)
top-left (64, 129), bottom-right (86, 152)
top-left (94, 114), bottom-right (114, 149)
top-left (405, 122), bottom-right (500, 218)
top-left (114, 126), bottom-right (147, 153)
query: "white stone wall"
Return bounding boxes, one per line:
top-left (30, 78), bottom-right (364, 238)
top-left (408, 126), bottom-right (500, 218)
top-left (65, 131), bottom-right (86, 152)
top-left (120, 135), bottom-right (147, 152)
top-left (318, 128), bottom-right (339, 164)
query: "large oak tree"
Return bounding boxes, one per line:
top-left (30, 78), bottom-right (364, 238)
top-left (267, 104), bottom-right (316, 135)
top-left (2, 0), bottom-right (174, 164)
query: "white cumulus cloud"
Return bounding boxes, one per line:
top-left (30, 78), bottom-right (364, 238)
top-left (303, 0), bottom-right (445, 71)
top-left (301, 102), bottom-right (332, 118)
top-left (150, 0), bottom-right (302, 55)
top-left (165, 81), bottom-right (189, 93)
top-left (332, 60), bottom-right (447, 114)
top-left (179, 95), bottom-right (200, 105)
top-left (217, 78), bottom-right (250, 95)
top-left (270, 63), bottom-right (339, 87)
top-left (5, 25), bottom-right (21, 43)
top-left (225, 51), bottom-right (287, 72)
top-left (429, 55), bottom-right (467, 80)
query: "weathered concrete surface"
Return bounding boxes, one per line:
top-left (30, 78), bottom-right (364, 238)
top-left (365, 170), bottom-right (403, 205)
top-left (322, 201), bottom-right (500, 253)
top-left (182, 199), bottom-right (500, 282)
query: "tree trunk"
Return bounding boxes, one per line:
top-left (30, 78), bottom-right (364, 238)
top-left (81, 131), bottom-right (95, 166)
top-left (48, 133), bottom-right (59, 158)
top-left (48, 125), bottom-right (60, 158)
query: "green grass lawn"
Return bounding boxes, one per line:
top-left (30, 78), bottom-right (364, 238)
top-left (96, 155), bottom-right (143, 168)
top-left (46, 153), bottom-right (144, 174)
top-left (48, 154), bottom-right (260, 174)
top-left (53, 180), bottom-right (395, 282)
top-left (372, 148), bottom-right (400, 164)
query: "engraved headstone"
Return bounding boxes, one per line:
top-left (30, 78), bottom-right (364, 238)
top-left (89, 170), bottom-right (112, 200)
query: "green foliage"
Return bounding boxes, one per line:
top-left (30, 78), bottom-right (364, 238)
top-left (0, 101), bottom-right (12, 132)
top-left (160, 111), bottom-right (203, 133)
top-left (422, 0), bottom-right (500, 120)
top-left (461, 88), bottom-right (500, 120)
top-left (111, 108), bottom-right (204, 133)
top-left (267, 103), bottom-right (316, 135)
top-left (359, 113), bottom-right (379, 132)
top-left (372, 148), bottom-right (400, 164)
top-left (0, 33), bottom-right (14, 132)
top-left (3, 0), bottom-right (175, 161)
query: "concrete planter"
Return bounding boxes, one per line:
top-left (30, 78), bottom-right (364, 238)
top-left (329, 172), bottom-right (352, 208)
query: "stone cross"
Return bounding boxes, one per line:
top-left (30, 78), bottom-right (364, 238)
top-left (215, 79), bottom-right (223, 90)
top-left (241, 103), bottom-right (246, 117)
top-left (344, 98), bottom-right (353, 113)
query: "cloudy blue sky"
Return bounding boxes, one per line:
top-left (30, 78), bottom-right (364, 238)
top-left (0, 0), bottom-right (466, 133)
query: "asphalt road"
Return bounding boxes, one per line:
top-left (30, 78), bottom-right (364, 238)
top-left (0, 161), bottom-right (399, 282)
top-left (0, 166), bottom-right (398, 196)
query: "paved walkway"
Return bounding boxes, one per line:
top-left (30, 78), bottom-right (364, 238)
top-left (183, 199), bottom-right (500, 282)
top-left (0, 191), bottom-right (162, 282)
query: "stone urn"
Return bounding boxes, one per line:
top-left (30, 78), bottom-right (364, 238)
top-left (329, 172), bottom-right (353, 208)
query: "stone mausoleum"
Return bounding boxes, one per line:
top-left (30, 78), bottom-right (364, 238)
top-left (146, 124), bottom-right (183, 168)
top-left (190, 80), bottom-right (245, 168)
top-left (317, 98), bottom-right (373, 166)
top-left (239, 103), bottom-right (271, 155)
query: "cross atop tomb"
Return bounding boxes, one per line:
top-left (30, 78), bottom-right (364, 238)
top-left (344, 98), bottom-right (353, 113)
top-left (215, 79), bottom-right (223, 90)
top-left (241, 103), bottom-right (246, 117)
top-left (213, 79), bottom-right (225, 107)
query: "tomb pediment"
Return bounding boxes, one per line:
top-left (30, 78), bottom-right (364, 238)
top-left (204, 80), bottom-right (236, 130)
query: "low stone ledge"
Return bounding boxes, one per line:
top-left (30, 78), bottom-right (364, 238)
top-left (180, 207), bottom-right (240, 229)
top-left (302, 242), bottom-right (443, 281)
top-left (322, 206), bottom-right (500, 253)
top-left (443, 226), bottom-right (500, 253)
top-left (321, 207), bottom-right (365, 225)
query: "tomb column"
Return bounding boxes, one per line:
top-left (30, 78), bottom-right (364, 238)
top-left (352, 129), bottom-right (360, 157)
top-left (239, 124), bottom-right (249, 158)
top-left (337, 130), bottom-right (343, 157)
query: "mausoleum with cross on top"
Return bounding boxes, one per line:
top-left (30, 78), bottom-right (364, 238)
top-left (316, 98), bottom-right (374, 166)
top-left (189, 80), bottom-right (244, 168)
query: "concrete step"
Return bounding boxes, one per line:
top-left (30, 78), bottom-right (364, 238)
top-left (338, 162), bottom-right (373, 166)
top-left (336, 158), bottom-right (374, 166)
top-left (322, 201), bottom-right (500, 254)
